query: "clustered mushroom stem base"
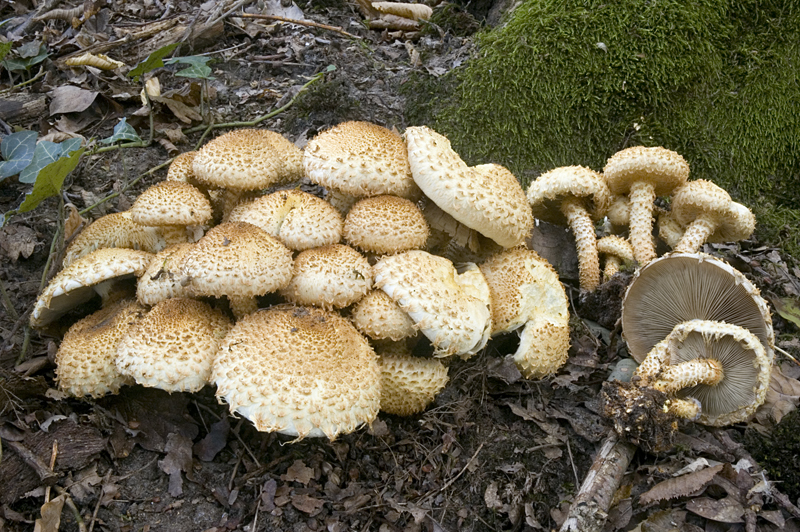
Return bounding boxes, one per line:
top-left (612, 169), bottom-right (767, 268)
top-left (674, 215), bottom-right (717, 253)
top-left (603, 257), bottom-right (621, 281)
top-left (560, 198), bottom-right (600, 291)
top-left (627, 181), bottom-right (658, 265)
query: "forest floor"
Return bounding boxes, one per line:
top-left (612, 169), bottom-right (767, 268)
top-left (2, 0), bottom-right (800, 531)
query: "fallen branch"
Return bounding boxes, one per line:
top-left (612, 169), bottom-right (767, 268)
top-left (239, 13), bottom-right (362, 39)
top-left (5, 440), bottom-right (58, 484)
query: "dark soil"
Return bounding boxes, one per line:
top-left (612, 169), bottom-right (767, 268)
top-left (2, 1), bottom-right (800, 531)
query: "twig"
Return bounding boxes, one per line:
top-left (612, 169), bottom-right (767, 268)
top-left (0, 276), bottom-right (19, 321)
top-left (0, 66), bottom-right (46, 96)
top-left (239, 13), bottom-right (362, 39)
top-left (5, 439), bottom-right (58, 483)
top-left (52, 485), bottom-right (87, 532)
top-left (78, 159), bottom-right (172, 216)
top-left (432, 442), bottom-right (484, 496)
top-left (44, 439), bottom-right (58, 502)
top-left (207, 0), bottom-right (252, 30)
top-left (565, 437), bottom-right (580, 487)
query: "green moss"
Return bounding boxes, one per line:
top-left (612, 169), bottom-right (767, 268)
top-left (745, 408), bottom-right (800, 502)
top-left (407, 1), bottom-right (800, 249)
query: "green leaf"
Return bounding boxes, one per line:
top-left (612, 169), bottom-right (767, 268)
top-left (165, 55), bottom-right (215, 80)
top-left (19, 137), bottom-right (82, 184)
top-left (1, 43), bottom-right (48, 72)
top-left (128, 43), bottom-right (180, 82)
top-left (101, 118), bottom-right (143, 145)
top-left (18, 41), bottom-right (42, 59)
top-left (0, 130), bottom-right (37, 179)
top-left (18, 147), bottom-right (85, 214)
top-left (0, 42), bottom-right (12, 63)
top-left (769, 295), bottom-right (800, 329)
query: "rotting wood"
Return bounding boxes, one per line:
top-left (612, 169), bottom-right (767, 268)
top-left (0, 94), bottom-right (48, 123)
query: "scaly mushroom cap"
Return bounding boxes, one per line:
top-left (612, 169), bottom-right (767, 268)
top-left (404, 126), bottom-right (533, 248)
top-left (192, 129), bottom-right (297, 190)
top-left (115, 298), bottom-right (233, 393)
top-left (621, 252), bottom-right (774, 364)
top-left (376, 348), bottom-right (449, 416)
top-left (479, 247), bottom-right (571, 378)
top-left (603, 146), bottom-right (690, 265)
top-left (228, 189), bottom-right (343, 251)
top-left (304, 121), bottom-right (420, 200)
top-left (181, 222), bottom-right (294, 300)
top-left (55, 298), bottom-right (146, 398)
top-left (130, 181), bottom-right (213, 227)
top-left (136, 243), bottom-right (194, 306)
top-left (343, 195), bottom-right (429, 254)
top-left (526, 165), bottom-right (610, 291)
top-left (62, 211), bottom-right (167, 267)
top-left (603, 146), bottom-right (690, 197)
top-left (373, 250), bottom-right (492, 358)
top-left (350, 289), bottom-right (417, 341)
top-left (596, 235), bottom-right (635, 279)
top-left (212, 305), bottom-right (381, 440)
top-left (166, 151), bottom-right (198, 183)
top-left (280, 244), bottom-right (372, 309)
top-left (31, 248), bottom-right (155, 327)
top-left (670, 180), bottom-right (756, 252)
top-left (639, 320), bottom-right (772, 426)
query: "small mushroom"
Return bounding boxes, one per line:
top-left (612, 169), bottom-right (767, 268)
top-left (350, 289), bottom-right (418, 342)
top-left (115, 298), bottom-right (232, 393)
top-left (656, 210), bottom-right (685, 249)
top-left (55, 298), bottom-right (146, 398)
top-left (129, 180), bottom-right (213, 244)
top-left (373, 250), bottom-right (492, 359)
top-left (343, 195), bottom-right (429, 254)
top-left (62, 211), bottom-right (167, 267)
top-left (603, 146), bottom-right (690, 265)
top-left (136, 243), bottom-right (194, 306)
top-left (526, 165), bottom-right (611, 291)
top-left (669, 179), bottom-right (756, 252)
top-left (374, 341), bottom-right (449, 416)
top-left (596, 235), bottom-right (635, 281)
top-left (211, 304), bottom-right (381, 440)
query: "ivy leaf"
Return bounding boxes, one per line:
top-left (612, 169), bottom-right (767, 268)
top-left (19, 137), bottom-right (82, 184)
top-left (18, 147), bottom-right (85, 214)
top-left (2, 43), bottom-right (48, 72)
top-left (0, 130), bottom-right (37, 179)
top-left (128, 43), bottom-right (180, 82)
top-left (0, 42), bottom-right (12, 63)
top-left (101, 118), bottom-right (142, 145)
top-left (164, 56), bottom-right (215, 80)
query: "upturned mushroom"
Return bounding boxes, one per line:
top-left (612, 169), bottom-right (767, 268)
top-left (479, 247), bottom-right (571, 378)
top-left (596, 235), bottom-right (635, 281)
top-left (373, 249), bottom-right (492, 358)
top-left (227, 189), bottom-right (343, 251)
top-left (115, 298), bottom-right (232, 393)
top-left (180, 222), bottom-right (294, 318)
top-left (304, 121), bottom-right (421, 200)
top-left (603, 146), bottom-right (690, 265)
top-left (526, 166), bottom-right (611, 291)
top-left (211, 304), bottom-right (381, 440)
top-left (404, 126), bottom-right (533, 249)
top-left (343, 195), bottom-right (429, 254)
top-left (55, 298), bottom-right (147, 398)
top-left (669, 179), bottom-right (756, 252)
top-left (621, 252), bottom-right (774, 364)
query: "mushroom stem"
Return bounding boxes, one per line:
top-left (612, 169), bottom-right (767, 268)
top-left (627, 181), bottom-right (657, 265)
top-left (603, 257), bottom-right (622, 280)
top-left (652, 358), bottom-right (725, 394)
top-left (560, 197), bottom-right (600, 291)
top-left (673, 214), bottom-right (717, 253)
top-left (666, 397), bottom-right (701, 420)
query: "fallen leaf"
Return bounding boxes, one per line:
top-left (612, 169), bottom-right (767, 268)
top-left (49, 86), bottom-right (98, 115)
top-left (0, 225), bottom-right (39, 261)
top-left (33, 494), bottom-right (66, 532)
top-left (291, 493), bottom-right (324, 515)
top-left (282, 460), bottom-right (314, 485)
top-left (753, 365), bottom-right (800, 428)
top-left (685, 496), bottom-right (744, 523)
top-left (193, 416), bottom-right (229, 462)
top-left (639, 464), bottom-right (724, 506)
top-left (260, 478), bottom-right (277, 512)
top-left (158, 432), bottom-right (194, 497)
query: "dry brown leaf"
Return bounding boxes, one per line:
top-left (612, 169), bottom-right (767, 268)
top-left (49, 86), bottom-right (99, 115)
top-left (753, 365), bottom-right (800, 428)
top-left (685, 496), bottom-right (744, 523)
top-left (639, 464), bottom-right (724, 506)
top-left (0, 225), bottom-right (39, 261)
top-left (282, 460), bottom-right (315, 485)
top-left (193, 417), bottom-right (229, 462)
top-left (33, 494), bottom-right (66, 532)
top-left (158, 432), bottom-right (194, 497)
top-left (291, 493), bottom-right (324, 515)
top-left (63, 203), bottom-right (86, 245)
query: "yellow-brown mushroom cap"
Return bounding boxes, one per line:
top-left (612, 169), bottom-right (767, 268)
top-left (166, 151), bottom-right (199, 183)
top-left (192, 129), bottom-right (294, 191)
top-left (228, 189), bottom-right (343, 251)
top-left (130, 181), bottom-right (213, 227)
top-left (304, 121), bottom-right (420, 200)
top-left (526, 165), bottom-right (611, 224)
top-left (373, 250), bottom-right (492, 358)
top-left (404, 126), bottom-right (533, 248)
top-left (181, 222), bottom-right (294, 299)
top-left (350, 289), bottom-right (417, 341)
top-left (115, 298), bottom-right (232, 393)
top-left (671, 180), bottom-right (756, 244)
top-left (62, 211), bottom-right (167, 268)
top-left (343, 195), bottom-right (429, 254)
top-left (136, 243), bottom-right (195, 306)
top-left (280, 244), bottom-right (372, 309)
top-left (377, 350), bottom-right (449, 416)
top-left (211, 304), bottom-right (381, 440)
top-left (603, 146), bottom-right (690, 196)
top-left (55, 298), bottom-right (146, 398)
top-left (596, 235), bottom-right (635, 265)
top-left (31, 248), bottom-right (155, 327)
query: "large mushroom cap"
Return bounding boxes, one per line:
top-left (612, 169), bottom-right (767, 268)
top-left (31, 248), bottom-right (155, 327)
top-left (603, 146), bottom-right (690, 197)
top-left (129, 181), bottom-right (213, 227)
top-left (656, 319), bottom-right (772, 426)
top-left (621, 252), bottom-right (774, 363)
top-left (404, 126), bottom-right (533, 248)
top-left (304, 121), bottom-right (420, 200)
top-left (373, 250), bottom-right (492, 358)
top-left (212, 305), bottom-right (381, 440)
top-left (55, 298), bottom-right (147, 398)
top-left (343, 195), bottom-right (429, 254)
top-left (227, 189), bottom-right (343, 251)
top-left (115, 298), bottom-right (232, 393)
top-left (62, 211), bottom-right (167, 267)
top-left (279, 244), bottom-right (372, 309)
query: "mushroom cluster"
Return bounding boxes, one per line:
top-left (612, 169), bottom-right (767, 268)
top-left (36, 122), bottom-right (577, 441)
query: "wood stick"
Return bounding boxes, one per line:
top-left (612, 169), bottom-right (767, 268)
top-left (5, 440), bottom-right (58, 484)
top-left (238, 13), bottom-right (361, 39)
